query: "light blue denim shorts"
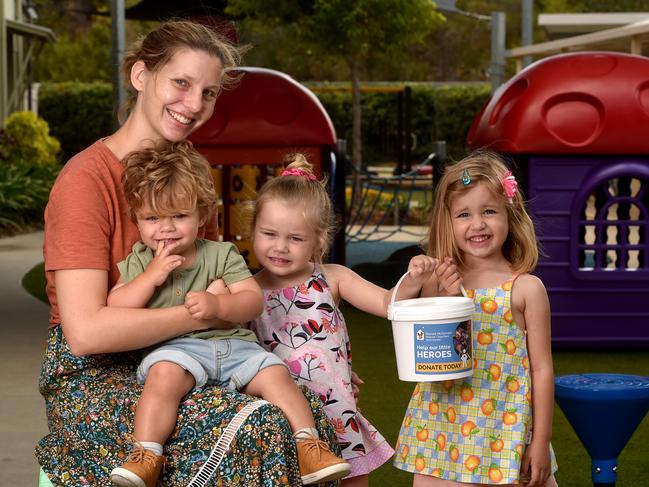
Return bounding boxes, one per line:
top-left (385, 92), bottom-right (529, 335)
top-left (136, 337), bottom-right (285, 390)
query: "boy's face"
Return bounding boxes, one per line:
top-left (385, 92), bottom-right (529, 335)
top-left (135, 202), bottom-right (203, 259)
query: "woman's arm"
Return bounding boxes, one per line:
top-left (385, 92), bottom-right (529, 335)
top-left (323, 255), bottom-right (437, 317)
top-left (514, 274), bottom-right (554, 486)
top-left (108, 240), bottom-right (185, 308)
top-left (57, 268), bottom-right (213, 356)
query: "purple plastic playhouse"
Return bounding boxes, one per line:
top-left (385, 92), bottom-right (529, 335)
top-left (467, 51), bottom-right (649, 347)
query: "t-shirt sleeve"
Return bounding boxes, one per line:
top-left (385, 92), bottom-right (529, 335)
top-left (216, 242), bottom-right (252, 286)
top-left (45, 163), bottom-right (113, 272)
top-left (116, 246), bottom-right (148, 283)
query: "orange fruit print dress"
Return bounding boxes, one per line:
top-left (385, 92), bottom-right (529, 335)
top-left (392, 279), bottom-right (557, 483)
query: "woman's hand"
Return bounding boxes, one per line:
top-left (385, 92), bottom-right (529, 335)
top-left (435, 257), bottom-right (463, 296)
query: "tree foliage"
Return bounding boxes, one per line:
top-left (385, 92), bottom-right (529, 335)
top-left (30, 0), bottom-right (151, 83)
top-left (539, 0), bottom-right (649, 12)
top-left (228, 0), bottom-right (443, 169)
top-left (33, 19), bottom-right (112, 82)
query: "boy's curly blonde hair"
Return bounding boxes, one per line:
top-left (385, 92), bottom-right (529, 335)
top-left (122, 140), bottom-right (217, 223)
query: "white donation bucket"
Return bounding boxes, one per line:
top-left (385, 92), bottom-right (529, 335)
top-left (387, 272), bottom-right (475, 382)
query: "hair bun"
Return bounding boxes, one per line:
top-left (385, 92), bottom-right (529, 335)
top-left (283, 153), bottom-right (314, 178)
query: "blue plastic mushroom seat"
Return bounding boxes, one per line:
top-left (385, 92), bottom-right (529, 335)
top-left (554, 373), bottom-right (649, 485)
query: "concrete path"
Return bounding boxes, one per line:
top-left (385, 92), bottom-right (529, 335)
top-left (0, 231), bottom-right (49, 487)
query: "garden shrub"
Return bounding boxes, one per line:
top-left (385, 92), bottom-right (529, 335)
top-left (38, 81), bottom-right (114, 162)
top-left (2, 111), bottom-right (60, 167)
top-left (0, 163), bottom-right (59, 234)
top-left (0, 112), bottom-right (61, 235)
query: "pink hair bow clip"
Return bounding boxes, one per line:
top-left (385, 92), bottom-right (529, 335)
top-left (281, 168), bottom-right (317, 180)
top-left (501, 170), bottom-right (518, 202)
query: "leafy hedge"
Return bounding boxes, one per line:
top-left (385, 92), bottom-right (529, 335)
top-left (0, 163), bottom-right (59, 233)
top-left (38, 81), bottom-right (114, 162)
top-left (315, 83), bottom-right (491, 164)
top-left (0, 112), bottom-right (61, 235)
top-left (38, 81), bottom-right (490, 166)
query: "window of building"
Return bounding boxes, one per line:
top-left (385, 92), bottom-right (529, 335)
top-left (577, 176), bottom-right (647, 273)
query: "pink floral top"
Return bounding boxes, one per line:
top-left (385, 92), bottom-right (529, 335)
top-left (250, 266), bottom-right (394, 473)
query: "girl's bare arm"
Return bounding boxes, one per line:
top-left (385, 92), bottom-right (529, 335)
top-left (323, 256), bottom-right (437, 317)
top-left (515, 274), bottom-right (554, 486)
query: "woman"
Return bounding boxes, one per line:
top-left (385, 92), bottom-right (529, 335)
top-left (37, 20), bottom-right (339, 486)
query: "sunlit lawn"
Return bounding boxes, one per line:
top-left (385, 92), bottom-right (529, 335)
top-left (342, 303), bottom-right (649, 487)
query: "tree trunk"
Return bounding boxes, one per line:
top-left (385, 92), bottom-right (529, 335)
top-left (351, 62), bottom-right (362, 174)
top-left (349, 61), bottom-right (363, 212)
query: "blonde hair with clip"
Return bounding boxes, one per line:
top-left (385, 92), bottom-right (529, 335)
top-left (251, 154), bottom-right (334, 262)
top-left (428, 150), bottom-right (538, 273)
top-left (122, 140), bottom-right (218, 223)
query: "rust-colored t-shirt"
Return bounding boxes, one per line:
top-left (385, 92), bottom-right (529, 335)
top-left (44, 140), bottom-right (218, 327)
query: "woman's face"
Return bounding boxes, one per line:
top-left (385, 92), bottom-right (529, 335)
top-left (136, 48), bottom-right (223, 142)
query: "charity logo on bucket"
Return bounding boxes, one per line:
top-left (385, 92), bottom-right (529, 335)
top-left (413, 320), bottom-right (472, 374)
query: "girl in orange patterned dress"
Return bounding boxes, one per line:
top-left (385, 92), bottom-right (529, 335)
top-left (393, 151), bottom-right (558, 486)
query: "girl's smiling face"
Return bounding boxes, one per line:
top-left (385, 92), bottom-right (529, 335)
top-left (135, 48), bottom-right (223, 143)
top-left (253, 199), bottom-right (321, 287)
top-left (450, 182), bottom-right (509, 264)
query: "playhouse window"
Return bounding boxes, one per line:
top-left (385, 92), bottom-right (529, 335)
top-left (577, 177), bottom-right (647, 272)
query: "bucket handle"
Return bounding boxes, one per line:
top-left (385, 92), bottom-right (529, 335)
top-left (388, 271), bottom-right (469, 318)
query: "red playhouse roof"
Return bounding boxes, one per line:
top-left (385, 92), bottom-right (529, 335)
top-left (190, 66), bottom-right (336, 148)
top-left (467, 51), bottom-right (649, 154)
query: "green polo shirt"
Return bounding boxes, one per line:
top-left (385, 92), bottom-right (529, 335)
top-left (118, 239), bottom-right (258, 341)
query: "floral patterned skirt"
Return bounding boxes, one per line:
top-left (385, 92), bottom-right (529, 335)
top-left (36, 326), bottom-right (340, 486)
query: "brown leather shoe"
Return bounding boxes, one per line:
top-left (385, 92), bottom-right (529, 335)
top-left (296, 434), bottom-right (351, 485)
top-left (110, 441), bottom-right (165, 487)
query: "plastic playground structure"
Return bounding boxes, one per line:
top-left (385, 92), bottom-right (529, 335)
top-left (344, 151), bottom-right (441, 245)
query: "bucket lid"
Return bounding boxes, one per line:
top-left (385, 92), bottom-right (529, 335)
top-left (388, 296), bottom-right (474, 321)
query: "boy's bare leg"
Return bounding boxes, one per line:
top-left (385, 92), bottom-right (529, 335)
top-left (243, 365), bottom-right (315, 431)
top-left (135, 361), bottom-right (196, 443)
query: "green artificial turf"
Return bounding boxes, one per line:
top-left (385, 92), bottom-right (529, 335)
top-left (341, 302), bottom-right (649, 487)
top-left (22, 264), bottom-right (648, 486)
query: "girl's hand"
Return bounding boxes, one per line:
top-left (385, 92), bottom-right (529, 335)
top-left (145, 240), bottom-right (185, 286)
top-left (185, 291), bottom-right (218, 320)
top-left (520, 439), bottom-right (551, 486)
top-left (407, 255), bottom-right (438, 284)
top-left (436, 257), bottom-right (463, 296)
top-left (350, 370), bottom-right (365, 404)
